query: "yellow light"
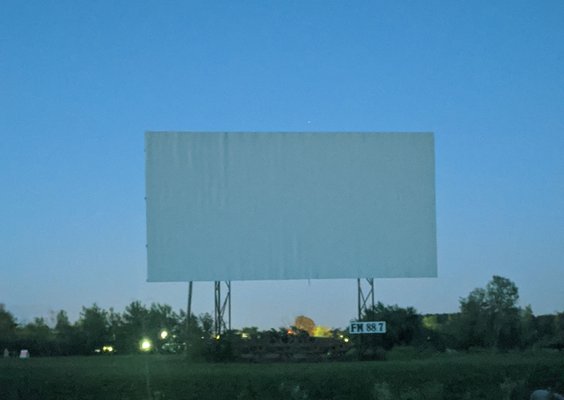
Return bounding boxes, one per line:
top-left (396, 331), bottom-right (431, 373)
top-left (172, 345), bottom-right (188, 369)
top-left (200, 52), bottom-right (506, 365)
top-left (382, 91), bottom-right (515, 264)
top-left (241, 332), bottom-right (249, 339)
top-left (160, 330), bottom-right (169, 340)
top-left (215, 335), bottom-right (220, 340)
top-left (344, 337), bottom-right (350, 343)
top-left (140, 339), bottom-right (152, 351)
top-left (312, 326), bottom-right (332, 338)
top-left (102, 345), bottom-right (114, 353)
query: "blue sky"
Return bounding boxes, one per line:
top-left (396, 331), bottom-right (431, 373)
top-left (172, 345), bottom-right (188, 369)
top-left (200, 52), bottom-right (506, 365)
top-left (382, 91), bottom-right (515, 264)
top-left (1, 1), bottom-right (563, 329)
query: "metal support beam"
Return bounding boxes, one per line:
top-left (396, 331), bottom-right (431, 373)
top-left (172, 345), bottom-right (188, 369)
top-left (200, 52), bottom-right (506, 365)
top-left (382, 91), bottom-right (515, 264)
top-left (357, 278), bottom-right (375, 320)
top-left (214, 281), bottom-right (231, 336)
top-left (185, 281), bottom-right (193, 355)
top-left (186, 281), bottom-right (193, 331)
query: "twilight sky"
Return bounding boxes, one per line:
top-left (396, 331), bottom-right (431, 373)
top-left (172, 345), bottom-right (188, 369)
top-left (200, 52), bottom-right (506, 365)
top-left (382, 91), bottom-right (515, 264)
top-left (1, 1), bottom-right (563, 329)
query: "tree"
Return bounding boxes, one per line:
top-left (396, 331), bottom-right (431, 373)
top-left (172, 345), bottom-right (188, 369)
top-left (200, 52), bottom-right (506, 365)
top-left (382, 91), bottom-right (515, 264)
top-left (456, 288), bottom-right (489, 348)
top-left (179, 309), bottom-right (201, 340)
top-left (147, 303), bottom-right (181, 353)
top-left (240, 326), bottom-right (259, 338)
top-left (77, 304), bottom-right (110, 354)
top-left (485, 276), bottom-right (520, 348)
top-left (361, 302), bottom-right (422, 351)
top-left (54, 310), bottom-right (80, 355)
top-left (198, 313), bottom-right (214, 338)
top-left (549, 312), bottom-right (564, 350)
top-left (114, 301), bottom-right (183, 353)
top-left (0, 304), bottom-right (17, 350)
top-left (107, 308), bottom-right (122, 348)
top-left (455, 275), bottom-right (522, 349)
top-left (148, 303), bottom-right (180, 336)
top-left (114, 301), bottom-right (149, 353)
top-left (520, 305), bottom-right (537, 348)
top-left (536, 314), bottom-right (556, 343)
top-left (421, 314), bottom-right (456, 350)
top-left (485, 276), bottom-right (519, 313)
top-left (18, 317), bottom-right (55, 356)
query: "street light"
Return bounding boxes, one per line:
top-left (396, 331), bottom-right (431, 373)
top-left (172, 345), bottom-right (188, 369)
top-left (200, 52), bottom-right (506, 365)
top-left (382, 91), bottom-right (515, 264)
top-left (140, 339), bottom-right (152, 352)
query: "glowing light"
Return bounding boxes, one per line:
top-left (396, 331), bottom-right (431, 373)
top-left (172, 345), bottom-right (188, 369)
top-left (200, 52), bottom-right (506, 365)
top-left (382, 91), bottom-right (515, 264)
top-left (102, 345), bottom-right (114, 353)
top-left (140, 339), bottom-right (152, 351)
top-left (241, 332), bottom-right (249, 339)
top-left (344, 338), bottom-right (350, 343)
top-left (160, 330), bottom-right (169, 340)
top-left (215, 335), bottom-right (221, 340)
top-left (312, 326), bottom-right (332, 338)
top-left (294, 316), bottom-right (315, 336)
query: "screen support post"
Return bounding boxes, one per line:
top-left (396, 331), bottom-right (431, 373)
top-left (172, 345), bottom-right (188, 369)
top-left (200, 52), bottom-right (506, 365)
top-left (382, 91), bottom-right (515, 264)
top-left (185, 281), bottom-right (193, 355)
top-left (187, 281), bottom-right (193, 328)
top-left (357, 278), bottom-right (375, 320)
top-left (214, 281), bottom-right (231, 336)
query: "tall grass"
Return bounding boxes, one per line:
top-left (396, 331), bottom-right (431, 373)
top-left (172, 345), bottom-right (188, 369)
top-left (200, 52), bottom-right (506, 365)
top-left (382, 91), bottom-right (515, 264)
top-left (1, 351), bottom-right (563, 399)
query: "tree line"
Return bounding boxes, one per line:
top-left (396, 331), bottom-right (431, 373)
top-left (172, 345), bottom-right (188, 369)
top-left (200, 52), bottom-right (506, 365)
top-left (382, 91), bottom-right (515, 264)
top-left (1, 276), bottom-right (563, 358)
top-left (0, 301), bottom-right (214, 357)
top-left (360, 276), bottom-right (564, 353)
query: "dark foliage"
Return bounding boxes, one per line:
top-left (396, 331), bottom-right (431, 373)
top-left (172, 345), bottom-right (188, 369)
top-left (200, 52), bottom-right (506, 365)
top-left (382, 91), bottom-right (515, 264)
top-left (1, 276), bottom-right (563, 358)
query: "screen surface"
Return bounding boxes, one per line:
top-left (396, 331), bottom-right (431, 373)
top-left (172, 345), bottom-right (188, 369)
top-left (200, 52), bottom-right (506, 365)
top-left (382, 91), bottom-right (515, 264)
top-left (146, 132), bottom-right (436, 282)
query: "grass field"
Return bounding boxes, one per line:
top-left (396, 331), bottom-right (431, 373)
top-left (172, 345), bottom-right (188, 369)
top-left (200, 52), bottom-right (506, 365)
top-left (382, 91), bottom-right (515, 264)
top-left (1, 351), bottom-right (563, 399)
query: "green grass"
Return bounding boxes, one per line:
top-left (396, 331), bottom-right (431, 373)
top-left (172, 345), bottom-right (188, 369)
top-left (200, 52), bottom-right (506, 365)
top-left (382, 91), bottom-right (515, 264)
top-left (1, 351), bottom-right (563, 399)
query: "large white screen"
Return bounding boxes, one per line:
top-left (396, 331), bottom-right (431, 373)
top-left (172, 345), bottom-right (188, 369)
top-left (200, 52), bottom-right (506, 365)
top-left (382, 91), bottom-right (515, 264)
top-left (145, 132), bottom-right (436, 282)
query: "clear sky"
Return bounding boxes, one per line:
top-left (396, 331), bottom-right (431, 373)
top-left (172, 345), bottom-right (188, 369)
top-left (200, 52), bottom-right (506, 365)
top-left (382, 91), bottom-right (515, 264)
top-left (1, 1), bottom-right (563, 329)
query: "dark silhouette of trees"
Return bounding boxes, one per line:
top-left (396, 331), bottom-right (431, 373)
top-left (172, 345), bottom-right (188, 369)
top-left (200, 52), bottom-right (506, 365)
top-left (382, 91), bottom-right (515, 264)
top-left (198, 313), bottom-right (213, 338)
top-left (454, 275), bottom-right (522, 349)
top-left (0, 276), bottom-right (562, 357)
top-left (54, 310), bottom-right (80, 355)
top-left (115, 301), bottom-right (149, 353)
top-left (77, 304), bottom-right (111, 354)
top-left (520, 305), bottom-right (537, 348)
top-left (360, 302), bottom-right (423, 350)
top-left (549, 312), bottom-right (564, 350)
top-left (17, 317), bottom-right (55, 355)
top-left (0, 304), bottom-right (17, 352)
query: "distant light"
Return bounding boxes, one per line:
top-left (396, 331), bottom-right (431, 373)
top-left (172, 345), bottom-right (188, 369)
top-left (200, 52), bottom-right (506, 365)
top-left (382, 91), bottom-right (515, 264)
top-left (215, 335), bottom-right (220, 340)
top-left (102, 345), bottom-right (114, 353)
top-left (344, 338), bottom-right (350, 343)
top-left (241, 332), bottom-right (249, 339)
top-left (160, 330), bottom-right (169, 340)
top-left (140, 339), bottom-right (152, 351)
top-left (312, 326), bottom-right (332, 338)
